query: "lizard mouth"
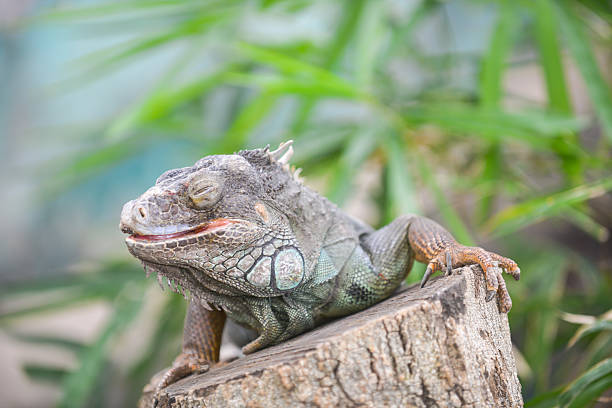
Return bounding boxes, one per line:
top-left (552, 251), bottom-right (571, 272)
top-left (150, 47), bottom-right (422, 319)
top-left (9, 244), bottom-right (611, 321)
top-left (127, 218), bottom-right (237, 242)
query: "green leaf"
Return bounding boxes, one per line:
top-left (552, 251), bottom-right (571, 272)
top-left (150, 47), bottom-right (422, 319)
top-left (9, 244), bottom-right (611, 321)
top-left (585, 333), bottom-right (612, 370)
top-left (57, 284), bottom-right (144, 408)
top-left (291, 0), bottom-right (366, 134)
top-left (520, 251), bottom-right (569, 391)
top-left (221, 91), bottom-right (278, 152)
top-left (0, 260), bottom-right (142, 320)
top-left (322, 0), bottom-right (366, 71)
top-left (237, 43), bottom-right (349, 87)
top-left (567, 374), bottom-right (612, 408)
top-left (558, 358), bottom-right (612, 407)
top-left (327, 132), bottom-right (379, 205)
top-left (105, 38), bottom-right (207, 139)
top-left (533, 0), bottom-right (572, 114)
top-left (475, 144), bottom-right (502, 224)
top-left (55, 13), bottom-right (230, 93)
top-left (532, 0), bottom-right (585, 185)
top-left (476, 0), bottom-right (516, 220)
top-left (567, 320), bottom-right (612, 348)
top-left (384, 136), bottom-right (419, 217)
top-left (562, 206), bottom-right (610, 242)
top-left (224, 72), bottom-right (362, 99)
top-left (382, 1), bottom-right (435, 63)
top-left (578, 0), bottom-right (612, 26)
top-left (354, 0), bottom-right (385, 88)
top-left (480, 0), bottom-right (518, 108)
top-left (36, 0), bottom-right (208, 21)
top-left (416, 156), bottom-right (474, 246)
top-left (108, 66), bottom-right (234, 140)
top-left (554, 1), bottom-right (612, 142)
top-left (403, 105), bottom-right (585, 149)
top-left (12, 334), bottom-right (86, 354)
top-left (486, 176), bottom-right (612, 236)
top-left (126, 292), bottom-right (186, 407)
top-left (24, 364), bottom-right (68, 385)
top-left (525, 387), bottom-right (562, 408)
top-left (292, 128), bottom-right (353, 164)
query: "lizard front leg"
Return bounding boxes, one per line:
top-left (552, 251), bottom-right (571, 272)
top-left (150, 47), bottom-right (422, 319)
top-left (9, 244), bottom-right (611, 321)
top-left (155, 301), bottom-right (226, 392)
top-left (407, 216), bottom-right (520, 312)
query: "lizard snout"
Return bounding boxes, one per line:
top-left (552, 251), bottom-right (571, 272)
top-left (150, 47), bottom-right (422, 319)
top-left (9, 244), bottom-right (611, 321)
top-left (119, 199), bottom-right (154, 235)
top-left (119, 200), bottom-right (139, 234)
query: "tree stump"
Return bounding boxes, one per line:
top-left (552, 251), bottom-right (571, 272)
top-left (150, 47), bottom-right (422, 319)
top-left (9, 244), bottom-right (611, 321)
top-left (140, 265), bottom-right (523, 407)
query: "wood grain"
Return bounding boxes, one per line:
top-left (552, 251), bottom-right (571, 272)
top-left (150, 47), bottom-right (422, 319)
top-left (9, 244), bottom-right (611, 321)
top-left (140, 265), bottom-right (522, 407)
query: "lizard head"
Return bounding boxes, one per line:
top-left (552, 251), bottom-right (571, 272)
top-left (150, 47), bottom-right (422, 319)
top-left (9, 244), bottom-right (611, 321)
top-left (119, 141), bottom-right (305, 304)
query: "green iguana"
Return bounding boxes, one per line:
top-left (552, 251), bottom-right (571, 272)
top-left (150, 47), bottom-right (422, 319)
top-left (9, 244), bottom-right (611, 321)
top-left (119, 141), bottom-right (519, 392)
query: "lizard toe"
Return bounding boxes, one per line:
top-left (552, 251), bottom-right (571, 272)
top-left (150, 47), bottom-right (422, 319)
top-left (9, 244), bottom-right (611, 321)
top-left (497, 276), bottom-right (512, 313)
top-left (155, 353), bottom-right (211, 393)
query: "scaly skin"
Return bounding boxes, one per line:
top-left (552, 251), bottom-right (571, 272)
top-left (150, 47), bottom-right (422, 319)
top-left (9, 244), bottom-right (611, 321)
top-left (119, 141), bottom-right (520, 393)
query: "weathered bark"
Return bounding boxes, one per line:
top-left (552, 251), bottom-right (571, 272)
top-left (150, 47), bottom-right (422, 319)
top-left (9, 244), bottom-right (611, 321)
top-left (140, 265), bottom-right (522, 407)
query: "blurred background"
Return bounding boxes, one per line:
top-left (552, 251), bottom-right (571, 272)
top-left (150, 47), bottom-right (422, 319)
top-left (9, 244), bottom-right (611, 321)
top-left (1, 0), bottom-right (611, 407)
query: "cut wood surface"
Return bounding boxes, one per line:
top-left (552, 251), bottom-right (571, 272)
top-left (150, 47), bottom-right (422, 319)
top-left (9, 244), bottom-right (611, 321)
top-left (140, 265), bottom-right (522, 407)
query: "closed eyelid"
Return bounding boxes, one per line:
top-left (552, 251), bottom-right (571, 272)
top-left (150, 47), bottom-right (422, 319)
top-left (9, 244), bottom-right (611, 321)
top-left (190, 184), bottom-right (216, 196)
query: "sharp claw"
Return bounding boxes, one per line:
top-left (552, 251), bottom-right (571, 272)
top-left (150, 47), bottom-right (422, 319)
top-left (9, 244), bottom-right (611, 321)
top-left (421, 265), bottom-right (434, 288)
top-left (445, 251), bottom-right (453, 276)
top-left (486, 290), bottom-right (496, 302)
top-left (513, 267), bottom-right (520, 281)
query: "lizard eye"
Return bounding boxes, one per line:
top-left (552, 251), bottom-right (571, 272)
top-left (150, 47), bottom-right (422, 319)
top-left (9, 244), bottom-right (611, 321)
top-left (188, 179), bottom-right (221, 209)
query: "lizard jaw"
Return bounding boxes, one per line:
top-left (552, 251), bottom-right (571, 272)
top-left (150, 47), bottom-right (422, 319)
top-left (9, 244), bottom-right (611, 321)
top-left (141, 262), bottom-right (224, 311)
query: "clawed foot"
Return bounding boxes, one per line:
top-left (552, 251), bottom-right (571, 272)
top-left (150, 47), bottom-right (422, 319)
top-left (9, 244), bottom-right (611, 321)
top-left (152, 353), bottom-right (210, 406)
top-left (420, 244), bottom-right (520, 313)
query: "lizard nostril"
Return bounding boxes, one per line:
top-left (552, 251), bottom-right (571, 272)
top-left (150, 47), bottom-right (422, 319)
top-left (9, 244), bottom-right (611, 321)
top-left (138, 207), bottom-right (146, 219)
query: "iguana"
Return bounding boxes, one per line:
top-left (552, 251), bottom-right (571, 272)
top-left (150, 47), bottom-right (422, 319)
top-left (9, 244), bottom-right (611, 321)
top-left (119, 141), bottom-right (520, 392)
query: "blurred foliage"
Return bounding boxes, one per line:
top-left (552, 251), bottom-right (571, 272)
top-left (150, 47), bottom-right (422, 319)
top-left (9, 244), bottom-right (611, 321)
top-left (1, 0), bottom-right (612, 406)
